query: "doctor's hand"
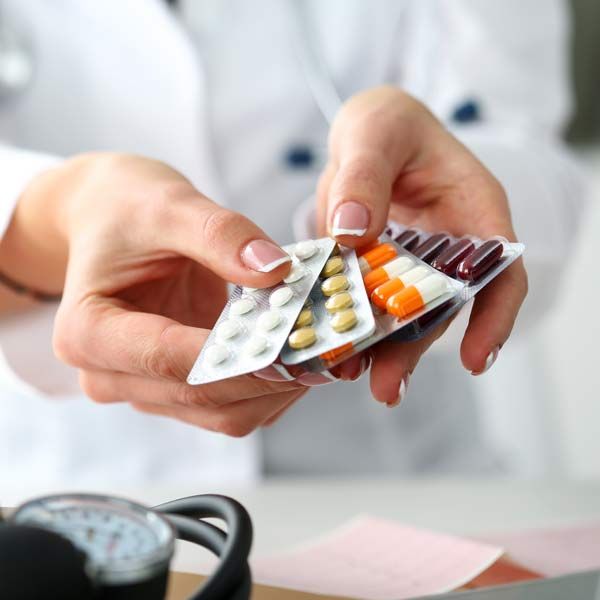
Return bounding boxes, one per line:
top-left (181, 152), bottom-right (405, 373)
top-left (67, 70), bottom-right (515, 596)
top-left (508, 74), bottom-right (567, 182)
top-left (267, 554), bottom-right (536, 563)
top-left (316, 86), bottom-right (528, 405)
top-left (14, 153), bottom-right (343, 435)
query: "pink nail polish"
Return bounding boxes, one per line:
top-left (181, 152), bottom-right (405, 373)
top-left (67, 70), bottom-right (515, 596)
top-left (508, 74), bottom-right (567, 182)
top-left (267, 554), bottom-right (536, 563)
top-left (338, 354), bottom-right (364, 380)
top-left (471, 346), bottom-right (500, 376)
top-left (297, 371), bottom-right (338, 386)
top-left (242, 240), bottom-right (291, 273)
top-left (387, 374), bottom-right (409, 407)
top-left (254, 364), bottom-right (295, 382)
top-left (331, 202), bottom-right (370, 237)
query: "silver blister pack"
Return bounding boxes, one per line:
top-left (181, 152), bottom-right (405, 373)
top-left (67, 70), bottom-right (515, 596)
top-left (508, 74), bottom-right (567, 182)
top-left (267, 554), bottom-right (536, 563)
top-left (187, 238), bottom-right (336, 385)
top-left (279, 245), bottom-right (376, 367)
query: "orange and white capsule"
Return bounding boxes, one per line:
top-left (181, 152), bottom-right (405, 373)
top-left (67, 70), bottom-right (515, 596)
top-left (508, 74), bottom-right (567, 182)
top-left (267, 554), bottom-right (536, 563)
top-left (386, 274), bottom-right (449, 318)
top-left (363, 256), bottom-right (414, 295)
top-left (371, 265), bottom-right (430, 310)
top-left (358, 243), bottom-right (398, 275)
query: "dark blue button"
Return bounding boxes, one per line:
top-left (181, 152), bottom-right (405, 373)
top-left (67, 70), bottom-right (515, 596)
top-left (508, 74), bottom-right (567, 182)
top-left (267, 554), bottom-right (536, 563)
top-left (451, 99), bottom-right (481, 124)
top-left (284, 144), bottom-right (315, 169)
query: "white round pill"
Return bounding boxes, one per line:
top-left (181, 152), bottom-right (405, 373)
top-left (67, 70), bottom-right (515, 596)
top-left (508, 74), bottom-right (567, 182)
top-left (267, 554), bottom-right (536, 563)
top-left (256, 309), bottom-right (282, 332)
top-left (216, 319), bottom-right (242, 341)
top-left (283, 263), bottom-right (307, 284)
top-left (294, 240), bottom-right (318, 261)
top-left (230, 296), bottom-right (256, 316)
top-left (269, 286), bottom-right (294, 307)
top-left (204, 344), bottom-right (229, 366)
top-left (244, 336), bottom-right (269, 356)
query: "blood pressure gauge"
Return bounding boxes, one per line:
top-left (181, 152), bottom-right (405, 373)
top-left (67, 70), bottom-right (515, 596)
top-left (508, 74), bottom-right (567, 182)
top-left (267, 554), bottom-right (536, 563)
top-left (3, 492), bottom-right (252, 600)
top-left (10, 493), bottom-right (175, 598)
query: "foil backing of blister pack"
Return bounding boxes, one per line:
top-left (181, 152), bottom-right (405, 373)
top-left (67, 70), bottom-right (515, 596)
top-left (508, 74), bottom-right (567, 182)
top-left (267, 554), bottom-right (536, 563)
top-left (187, 238), bottom-right (336, 385)
top-left (279, 245), bottom-right (376, 367)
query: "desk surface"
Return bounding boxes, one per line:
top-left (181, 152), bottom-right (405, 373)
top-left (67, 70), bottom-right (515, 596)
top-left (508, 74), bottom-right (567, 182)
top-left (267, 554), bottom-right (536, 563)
top-left (88, 478), bottom-right (600, 575)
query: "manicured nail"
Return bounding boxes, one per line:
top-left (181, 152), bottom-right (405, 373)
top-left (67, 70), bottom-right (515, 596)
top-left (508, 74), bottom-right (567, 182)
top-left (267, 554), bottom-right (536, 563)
top-left (331, 202), bottom-right (370, 237)
top-left (471, 346), bottom-right (500, 376)
top-left (337, 354), bottom-right (364, 380)
top-left (242, 240), bottom-right (291, 272)
top-left (297, 371), bottom-right (339, 386)
top-left (357, 355), bottom-right (368, 379)
top-left (387, 374), bottom-right (409, 408)
top-left (254, 364), bottom-right (295, 382)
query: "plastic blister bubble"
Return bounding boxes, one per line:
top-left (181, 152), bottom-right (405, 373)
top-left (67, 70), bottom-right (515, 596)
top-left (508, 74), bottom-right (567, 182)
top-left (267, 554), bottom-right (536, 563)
top-left (187, 237), bottom-right (336, 385)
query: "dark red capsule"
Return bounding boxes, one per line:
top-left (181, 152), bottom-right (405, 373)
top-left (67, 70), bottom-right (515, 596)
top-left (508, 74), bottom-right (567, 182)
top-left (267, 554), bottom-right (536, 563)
top-left (412, 233), bottom-right (452, 264)
top-left (431, 238), bottom-right (476, 276)
top-left (457, 239), bottom-right (504, 281)
top-left (393, 229), bottom-right (421, 251)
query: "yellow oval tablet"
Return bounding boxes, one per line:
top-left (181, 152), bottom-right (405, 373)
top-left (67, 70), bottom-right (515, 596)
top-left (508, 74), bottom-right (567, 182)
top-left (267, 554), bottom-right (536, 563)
top-left (325, 291), bottom-right (354, 314)
top-left (330, 309), bottom-right (358, 333)
top-left (321, 275), bottom-right (349, 297)
top-left (295, 308), bottom-right (314, 328)
top-left (321, 256), bottom-right (345, 278)
top-left (288, 327), bottom-right (317, 349)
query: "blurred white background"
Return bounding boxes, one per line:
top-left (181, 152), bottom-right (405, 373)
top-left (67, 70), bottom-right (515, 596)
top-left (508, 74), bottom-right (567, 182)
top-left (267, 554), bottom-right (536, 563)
top-left (540, 146), bottom-right (600, 478)
top-left (530, 0), bottom-right (600, 478)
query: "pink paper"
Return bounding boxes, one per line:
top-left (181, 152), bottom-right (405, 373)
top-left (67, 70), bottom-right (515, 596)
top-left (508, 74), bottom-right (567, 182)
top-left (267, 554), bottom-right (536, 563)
top-left (252, 516), bottom-right (504, 599)
top-left (482, 521), bottom-right (600, 578)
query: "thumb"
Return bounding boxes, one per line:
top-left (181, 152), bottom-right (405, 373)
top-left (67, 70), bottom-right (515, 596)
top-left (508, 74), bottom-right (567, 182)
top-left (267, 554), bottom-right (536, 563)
top-left (158, 193), bottom-right (292, 288)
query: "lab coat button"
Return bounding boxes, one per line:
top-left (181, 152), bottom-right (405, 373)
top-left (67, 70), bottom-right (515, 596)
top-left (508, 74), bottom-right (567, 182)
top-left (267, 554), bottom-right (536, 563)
top-left (451, 100), bottom-right (481, 124)
top-left (284, 144), bottom-right (315, 169)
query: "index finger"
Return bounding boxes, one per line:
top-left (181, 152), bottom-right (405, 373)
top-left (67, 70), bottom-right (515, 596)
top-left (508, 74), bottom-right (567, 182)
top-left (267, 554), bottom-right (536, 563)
top-left (324, 96), bottom-right (420, 247)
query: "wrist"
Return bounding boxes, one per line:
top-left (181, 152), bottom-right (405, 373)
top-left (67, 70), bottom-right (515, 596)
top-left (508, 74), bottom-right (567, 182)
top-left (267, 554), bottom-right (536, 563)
top-left (0, 162), bottom-right (71, 295)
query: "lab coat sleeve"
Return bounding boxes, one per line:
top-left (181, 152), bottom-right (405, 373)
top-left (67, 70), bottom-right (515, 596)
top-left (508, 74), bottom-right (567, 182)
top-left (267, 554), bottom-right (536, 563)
top-left (0, 144), bottom-right (80, 398)
top-left (0, 144), bottom-right (60, 237)
top-left (394, 0), bottom-right (587, 326)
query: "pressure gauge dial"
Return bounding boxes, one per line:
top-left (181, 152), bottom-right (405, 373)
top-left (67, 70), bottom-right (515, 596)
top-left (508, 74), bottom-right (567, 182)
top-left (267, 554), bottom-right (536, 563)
top-left (11, 493), bottom-right (175, 587)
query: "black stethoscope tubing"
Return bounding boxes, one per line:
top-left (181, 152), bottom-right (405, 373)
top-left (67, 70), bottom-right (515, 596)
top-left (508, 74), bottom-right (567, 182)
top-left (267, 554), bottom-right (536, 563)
top-left (154, 495), bottom-right (253, 600)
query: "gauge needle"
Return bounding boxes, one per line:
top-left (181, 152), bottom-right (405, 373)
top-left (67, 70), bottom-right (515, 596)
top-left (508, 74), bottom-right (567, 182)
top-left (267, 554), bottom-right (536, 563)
top-left (107, 532), bottom-right (120, 555)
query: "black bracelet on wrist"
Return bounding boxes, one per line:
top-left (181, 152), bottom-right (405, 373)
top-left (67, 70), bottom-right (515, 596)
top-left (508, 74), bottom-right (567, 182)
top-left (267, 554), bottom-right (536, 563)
top-left (0, 270), bottom-right (62, 303)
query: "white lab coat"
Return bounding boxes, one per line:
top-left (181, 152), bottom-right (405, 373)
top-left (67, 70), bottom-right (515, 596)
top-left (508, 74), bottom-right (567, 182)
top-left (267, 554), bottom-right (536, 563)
top-left (0, 0), bottom-right (584, 498)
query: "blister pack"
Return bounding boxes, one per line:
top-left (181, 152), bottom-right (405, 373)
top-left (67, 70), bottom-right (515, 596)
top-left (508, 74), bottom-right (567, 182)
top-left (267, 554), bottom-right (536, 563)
top-left (385, 222), bottom-right (525, 341)
top-left (279, 245), bottom-right (376, 367)
top-left (187, 238), bottom-right (336, 385)
top-left (311, 236), bottom-right (465, 370)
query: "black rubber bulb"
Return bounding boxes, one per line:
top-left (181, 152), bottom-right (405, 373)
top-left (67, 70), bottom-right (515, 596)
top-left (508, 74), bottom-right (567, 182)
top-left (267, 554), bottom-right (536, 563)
top-left (0, 524), bottom-right (94, 600)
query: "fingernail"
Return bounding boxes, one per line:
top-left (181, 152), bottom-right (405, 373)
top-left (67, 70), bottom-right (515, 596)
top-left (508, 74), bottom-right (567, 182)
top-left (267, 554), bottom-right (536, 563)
top-left (357, 353), bottom-right (373, 380)
top-left (297, 371), bottom-right (339, 386)
top-left (331, 202), bottom-right (370, 237)
top-left (254, 364), bottom-right (295, 382)
top-left (242, 240), bottom-right (291, 272)
top-left (387, 374), bottom-right (409, 408)
top-left (337, 354), bottom-right (364, 381)
top-left (471, 346), bottom-right (500, 376)
top-left (357, 355), bottom-right (368, 379)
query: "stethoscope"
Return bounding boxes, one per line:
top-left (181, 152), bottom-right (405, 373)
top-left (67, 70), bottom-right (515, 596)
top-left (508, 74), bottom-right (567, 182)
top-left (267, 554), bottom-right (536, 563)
top-left (1, 492), bottom-right (253, 599)
top-left (0, 0), bottom-right (342, 126)
top-left (0, 3), bottom-right (34, 100)
top-left (0, 2), bottom-right (479, 135)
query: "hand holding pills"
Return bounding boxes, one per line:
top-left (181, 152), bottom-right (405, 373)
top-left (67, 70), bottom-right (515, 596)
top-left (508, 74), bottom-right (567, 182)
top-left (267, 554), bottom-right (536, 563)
top-left (316, 86), bottom-right (528, 405)
top-left (32, 153), bottom-right (346, 435)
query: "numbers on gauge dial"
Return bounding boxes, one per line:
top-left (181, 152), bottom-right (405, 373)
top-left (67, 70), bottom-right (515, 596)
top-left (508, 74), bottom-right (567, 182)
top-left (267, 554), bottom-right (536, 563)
top-left (46, 505), bottom-right (159, 562)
